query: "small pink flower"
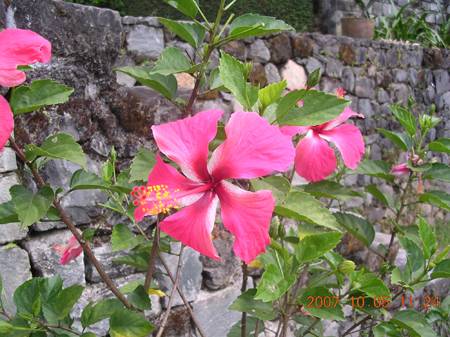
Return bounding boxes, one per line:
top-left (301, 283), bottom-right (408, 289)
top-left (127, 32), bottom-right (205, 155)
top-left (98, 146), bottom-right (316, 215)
top-left (0, 29), bottom-right (51, 151)
top-left (53, 235), bottom-right (83, 265)
top-left (281, 107), bottom-right (365, 182)
top-left (391, 163), bottom-right (410, 176)
top-left (132, 110), bottom-right (295, 263)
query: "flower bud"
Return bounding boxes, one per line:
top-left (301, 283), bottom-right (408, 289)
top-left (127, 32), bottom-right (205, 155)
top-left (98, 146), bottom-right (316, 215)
top-left (338, 260), bottom-right (356, 275)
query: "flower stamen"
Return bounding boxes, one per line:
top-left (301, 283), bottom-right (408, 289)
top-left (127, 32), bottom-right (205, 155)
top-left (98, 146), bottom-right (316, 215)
top-left (131, 184), bottom-right (180, 216)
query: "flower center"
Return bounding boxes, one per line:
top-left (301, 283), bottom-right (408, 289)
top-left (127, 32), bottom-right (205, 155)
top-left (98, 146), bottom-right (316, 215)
top-left (131, 184), bottom-right (180, 216)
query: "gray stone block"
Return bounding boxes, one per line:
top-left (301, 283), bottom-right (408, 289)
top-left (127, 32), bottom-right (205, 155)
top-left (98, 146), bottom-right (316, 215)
top-left (0, 246), bottom-right (31, 314)
top-left (0, 148), bottom-right (17, 173)
top-left (0, 223), bottom-right (27, 244)
top-left (248, 39), bottom-right (271, 63)
top-left (0, 172), bottom-right (19, 204)
top-left (127, 25), bottom-right (164, 61)
top-left (264, 63), bottom-right (281, 84)
top-left (23, 230), bottom-right (85, 286)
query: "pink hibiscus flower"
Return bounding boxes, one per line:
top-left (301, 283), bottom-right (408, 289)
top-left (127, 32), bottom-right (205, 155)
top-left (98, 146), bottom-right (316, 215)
top-left (0, 28), bottom-right (52, 150)
top-left (391, 163), bottom-right (410, 176)
top-left (132, 110), bottom-right (295, 263)
top-left (53, 235), bottom-right (83, 265)
top-left (281, 106), bottom-right (365, 182)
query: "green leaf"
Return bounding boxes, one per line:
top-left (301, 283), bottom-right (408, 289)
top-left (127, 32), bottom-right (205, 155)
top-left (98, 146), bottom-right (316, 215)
top-left (159, 18), bottom-right (204, 47)
top-left (306, 68), bottom-right (322, 88)
top-left (70, 169), bottom-right (130, 194)
top-left (258, 80), bottom-right (287, 113)
top-left (423, 163), bottom-right (450, 183)
top-left (129, 148), bottom-right (157, 182)
top-left (0, 321), bottom-right (13, 334)
top-left (251, 176), bottom-right (290, 205)
top-left (13, 278), bottom-right (43, 317)
top-left (111, 224), bottom-right (144, 252)
top-left (373, 322), bottom-right (400, 337)
top-left (335, 212), bottom-right (375, 246)
top-left (390, 105), bottom-right (417, 137)
top-left (164, 0), bottom-right (198, 18)
top-left (43, 285), bottom-right (84, 321)
top-left (116, 66), bottom-right (177, 100)
top-left (366, 184), bottom-right (395, 209)
top-left (128, 285), bottom-right (152, 311)
top-left (219, 52), bottom-right (258, 111)
top-left (109, 309), bottom-right (154, 337)
top-left (276, 90), bottom-right (350, 126)
top-left (399, 236), bottom-right (425, 274)
top-left (356, 273), bottom-right (390, 298)
top-left (431, 259), bottom-right (450, 279)
top-left (304, 181), bottom-right (362, 201)
top-left (391, 310), bottom-right (437, 337)
top-left (276, 191), bottom-right (341, 231)
top-left (354, 159), bottom-right (394, 182)
top-left (10, 185), bottom-right (54, 227)
top-left (299, 287), bottom-right (344, 320)
top-left (10, 79), bottom-right (74, 115)
top-left (227, 317), bottom-right (259, 337)
top-left (81, 333), bottom-right (97, 337)
top-left (81, 299), bottom-right (123, 328)
top-left (228, 14), bottom-right (293, 40)
top-left (25, 133), bottom-right (87, 169)
top-left (296, 232), bottom-right (342, 263)
top-left (418, 217), bottom-right (437, 260)
top-left (229, 289), bottom-right (276, 320)
top-left (428, 138), bottom-right (450, 154)
top-left (419, 190), bottom-right (450, 211)
top-left (255, 262), bottom-right (296, 302)
top-left (151, 47), bottom-right (194, 76)
top-left (0, 201), bottom-right (19, 224)
top-left (378, 129), bottom-right (411, 151)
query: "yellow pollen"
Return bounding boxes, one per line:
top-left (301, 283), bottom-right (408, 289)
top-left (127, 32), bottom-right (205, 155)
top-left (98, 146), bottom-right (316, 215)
top-left (131, 184), bottom-right (179, 216)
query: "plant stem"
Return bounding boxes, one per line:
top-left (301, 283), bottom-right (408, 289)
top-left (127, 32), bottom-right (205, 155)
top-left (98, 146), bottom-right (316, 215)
top-left (302, 319), bottom-right (319, 337)
top-left (144, 224), bottom-right (160, 291)
top-left (156, 246), bottom-right (184, 337)
top-left (241, 262), bottom-right (248, 337)
top-left (157, 251), bottom-right (208, 337)
top-left (8, 137), bottom-right (132, 309)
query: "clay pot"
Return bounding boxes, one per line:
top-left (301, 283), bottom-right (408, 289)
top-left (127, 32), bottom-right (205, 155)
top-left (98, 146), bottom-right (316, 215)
top-left (341, 17), bottom-right (375, 39)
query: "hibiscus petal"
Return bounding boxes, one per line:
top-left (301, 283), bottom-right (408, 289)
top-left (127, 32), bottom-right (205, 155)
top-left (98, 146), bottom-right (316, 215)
top-left (279, 126), bottom-right (309, 137)
top-left (320, 124), bottom-right (365, 169)
top-left (160, 191), bottom-right (219, 260)
top-left (294, 131), bottom-right (337, 182)
top-left (152, 109), bottom-right (223, 182)
top-left (0, 29), bottom-right (51, 87)
top-left (216, 181), bottom-right (273, 263)
top-left (133, 155), bottom-right (209, 222)
top-left (322, 107), bottom-right (364, 131)
top-left (210, 112), bottom-right (295, 180)
top-left (0, 96), bottom-right (14, 150)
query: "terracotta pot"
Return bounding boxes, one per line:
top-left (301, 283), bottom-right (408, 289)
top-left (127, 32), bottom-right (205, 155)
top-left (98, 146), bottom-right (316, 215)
top-left (341, 17), bottom-right (375, 39)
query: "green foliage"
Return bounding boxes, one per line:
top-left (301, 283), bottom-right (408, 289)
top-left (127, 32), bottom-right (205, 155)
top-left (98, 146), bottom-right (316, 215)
top-left (111, 223), bottom-right (144, 252)
top-left (109, 309), bottom-right (155, 337)
top-left (229, 289), bottom-right (276, 320)
top-left (129, 148), bottom-right (157, 182)
top-left (10, 185), bottom-right (54, 227)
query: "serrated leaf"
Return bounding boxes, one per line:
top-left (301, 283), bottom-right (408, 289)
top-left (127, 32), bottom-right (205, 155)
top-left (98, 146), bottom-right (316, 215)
top-left (306, 68), bottom-right (322, 88)
top-left (390, 105), bottom-right (417, 137)
top-left (228, 14), bottom-right (294, 40)
top-left (366, 184), bottom-right (395, 209)
top-left (258, 80), bottom-right (287, 113)
top-left (275, 191), bottom-right (341, 231)
top-left (111, 224), bottom-right (144, 252)
top-left (25, 133), bottom-right (87, 169)
top-left (219, 52), bottom-right (258, 111)
top-left (109, 309), bottom-right (154, 337)
top-left (419, 190), bottom-right (450, 211)
top-left (0, 200), bottom-right (19, 224)
top-left (159, 18), bottom-right (204, 47)
top-left (116, 66), bottom-right (177, 100)
top-left (391, 310), bottom-right (437, 337)
top-left (399, 236), bottom-right (425, 274)
top-left (70, 169), bottom-right (130, 194)
top-left (304, 181), bottom-right (362, 200)
top-left (10, 185), bottom-right (54, 227)
top-left (378, 128), bottom-right (411, 151)
top-left (128, 285), bottom-right (151, 311)
top-left (296, 232), bottom-right (342, 263)
top-left (10, 79), bottom-right (74, 115)
top-left (13, 278), bottom-right (43, 316)
top-left (251, 176), bottom-right (290, 205)
top-left (423, 163), bottom-right (450, 183)
top-left (428, 138), bottom-right (450, 154)
top-left (164, 0), bottom-right (198, 18)
top-left (418, 217), bottom-right (436, 260)
top-left (356, 273), bottom-right (390, 298)
top-left (299, 287), bottom-right (344, 320)
top-left (335, 212), bottom-right (375, 246)
top-left (354, 159), bottom-right (394, 182)
top-left (81, 299), bottom-right (123, 328)
top-left (276, 89), bottom-right (350, 126)
top-left (431, 259), bottom-right (450, 279)
top-left (151, 47), bottom-right (194, 76)
top-left (129, 148), bottom-right (156, 182)
top-left (229, 289), bottom-right (276, 321)
top-left (43, 284), bottom-right (84, 322)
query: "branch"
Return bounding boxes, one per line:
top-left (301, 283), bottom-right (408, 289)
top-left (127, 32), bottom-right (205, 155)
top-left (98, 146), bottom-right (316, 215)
top-left (144, 225), bottom-right (160, 291)
top-left (156, 246), bottom-right (184, 337)
top-left (241, 262), bottom-right (248, 337)
top-left (9, 137), bottom-right (132, 309)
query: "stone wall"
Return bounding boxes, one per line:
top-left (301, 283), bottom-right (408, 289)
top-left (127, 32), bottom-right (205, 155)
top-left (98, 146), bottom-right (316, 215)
top-left (0, 1), bottom-right (449, 336)
top-left (316, 0), bottom-right (449, 35)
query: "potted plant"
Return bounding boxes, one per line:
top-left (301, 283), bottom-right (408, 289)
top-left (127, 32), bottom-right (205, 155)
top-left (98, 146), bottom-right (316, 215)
top-left (341, 0), bottom-right (376, 39)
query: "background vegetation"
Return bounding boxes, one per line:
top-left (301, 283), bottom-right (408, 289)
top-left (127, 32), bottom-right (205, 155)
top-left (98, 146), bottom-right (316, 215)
top-left (69, 0), bottom-right (314, 31)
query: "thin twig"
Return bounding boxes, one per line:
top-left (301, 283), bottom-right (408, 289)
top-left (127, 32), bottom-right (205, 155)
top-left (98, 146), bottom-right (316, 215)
top-left (9, 137), bottom-right (132, 309)
top-left (144, 225), bottom-right (160, 291)
top-left (241, 262), bottom-right (248, 337)
top-left (156, 246), bottom-right (185, 337)
top-left (302, 319), bottom-right (319, 337)
top-left (341, 315), bottom-right (371, 337)
top-left (157, 251), bottom-right (208, 337)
